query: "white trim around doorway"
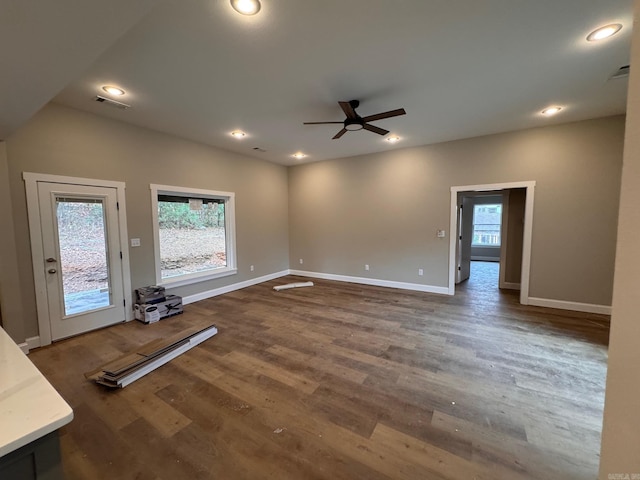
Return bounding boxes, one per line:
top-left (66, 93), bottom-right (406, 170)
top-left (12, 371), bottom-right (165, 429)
top-left (449, 181), bottom-right (535, 305)
top-left (23, 172), bottom-right (133, 346)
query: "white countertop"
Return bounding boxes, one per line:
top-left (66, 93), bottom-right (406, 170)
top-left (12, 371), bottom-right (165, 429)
top-left (0, 327), bottom-right (73, 457)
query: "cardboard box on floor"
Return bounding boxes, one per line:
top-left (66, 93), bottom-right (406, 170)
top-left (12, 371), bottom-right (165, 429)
top-left (134, 294), bottom-right (183, 323)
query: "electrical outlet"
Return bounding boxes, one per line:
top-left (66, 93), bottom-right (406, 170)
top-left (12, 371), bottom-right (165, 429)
top-left (299, 258), bottom-right (304, 264)
top-left (250, 265), bottom-right (254, 272)
top-left (418, 268), bottom-right (424, 276)
top-left (365, 264), bottom-right (370, 271)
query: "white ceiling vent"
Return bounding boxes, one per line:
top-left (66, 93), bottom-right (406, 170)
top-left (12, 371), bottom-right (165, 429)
top-left (94, 95), bottom-right (131, 109)
top-left (610, 65), bottom-right (630, 80)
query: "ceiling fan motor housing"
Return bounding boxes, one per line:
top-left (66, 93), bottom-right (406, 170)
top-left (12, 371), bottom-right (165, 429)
top-left (345, 118), bottom-right (364, 130)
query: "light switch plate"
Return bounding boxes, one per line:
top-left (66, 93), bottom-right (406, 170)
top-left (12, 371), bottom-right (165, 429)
top-left (130, 238), bottom-right (141, 247)
top-left (437, 230), bottom-right (446, 238)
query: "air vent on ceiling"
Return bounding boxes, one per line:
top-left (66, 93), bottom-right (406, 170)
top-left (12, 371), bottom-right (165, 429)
top-left (94, 95), bottom-right (131, 109)
top-left (610, 65), bottom-right (630, 80)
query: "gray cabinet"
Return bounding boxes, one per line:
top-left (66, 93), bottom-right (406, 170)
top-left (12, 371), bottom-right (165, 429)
top-left (0, 431), bottom-right (64, 480)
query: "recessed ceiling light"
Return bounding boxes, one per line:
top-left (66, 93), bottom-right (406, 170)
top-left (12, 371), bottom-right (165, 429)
top-left (102, 85), bottom-right (125, 96)
top-left (587, 24), bottom-right (622, 42)
top-left (231, 130), bottom-right (246, 138)
top-left (230, 0), bottom-right (261, 15)
top-left (292, 152), bottom-right (306, 159)
top-left (386, 136), bottom-right (401, 143)
top-left (541, 106), bottom-right (562, 116)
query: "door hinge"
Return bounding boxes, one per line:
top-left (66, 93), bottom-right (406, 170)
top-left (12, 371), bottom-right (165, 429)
top-left (459, 236), bottom-right (462, 240)
top-left (458, 266), bottom-right (461, 271)
top-left (120, 251), bottom-right (123, 259)
top-left (116, 202), bottom-right (120, 210)
top-left (123, 299), bottom-right (126, 307)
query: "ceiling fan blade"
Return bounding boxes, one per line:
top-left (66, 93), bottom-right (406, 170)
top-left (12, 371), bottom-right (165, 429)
top-left (303, 121), bottom-right (344, 125)
top-left (339, 101), bottom-right (358, 119)
top-left (363, 124), bottom-right (389, 136)
top-left (361, 108), bottom-right (406, 123)
top-left (332, 128), bottom-right (348, 139)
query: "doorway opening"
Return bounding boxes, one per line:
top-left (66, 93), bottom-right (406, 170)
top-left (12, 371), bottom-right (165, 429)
top-left (458, 260), bottom-right (502, 301)
top-left (448, 181), bottom-right (535, 305)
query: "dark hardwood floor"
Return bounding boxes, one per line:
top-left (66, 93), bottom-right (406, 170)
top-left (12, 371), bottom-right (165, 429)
top-left (29, 263), bottom-right (610, 479)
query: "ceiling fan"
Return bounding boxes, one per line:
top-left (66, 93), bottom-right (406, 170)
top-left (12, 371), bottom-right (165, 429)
top-left (304, 100), bottom-right (406, 139)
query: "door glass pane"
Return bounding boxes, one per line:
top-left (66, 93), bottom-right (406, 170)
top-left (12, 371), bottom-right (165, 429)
top-left (56, 197), bottom-right (111, 316)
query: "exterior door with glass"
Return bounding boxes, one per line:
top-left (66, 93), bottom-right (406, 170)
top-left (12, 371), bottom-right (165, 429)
top-left (36, 182), bottom-right (126, 341)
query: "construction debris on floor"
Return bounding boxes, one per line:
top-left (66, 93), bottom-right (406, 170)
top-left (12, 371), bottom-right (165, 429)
top-left (134, 285), bottom-right (183, 323)
top-left (85, 324), bottom-right (217, 388)
top-left (273, 281), bottom-right (314, 291)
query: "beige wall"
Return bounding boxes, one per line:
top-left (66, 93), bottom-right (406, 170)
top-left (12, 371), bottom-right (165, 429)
top-left (0, 141), bottom-right (26, 341)
top-left (4, 103), bottom-right (289, 341)
top-left (504, 188), bottom-right (526, 285)
top-left (288, 116), bottom-right (624, 306)
top-left (599, 1), bottom-right (640, 475)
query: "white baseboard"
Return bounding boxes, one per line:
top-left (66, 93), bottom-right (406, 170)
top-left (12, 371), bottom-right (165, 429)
top-left (499, 282), bottom-right (521, 291)
top-left (528, 297), bottom-right (612, 315)
top-left (26, 336), bottom-right (41, 350)
top-left (179, 268), bottom-right (609, 316)
top-left (288, 269), bottom-right (450, 295)
top-left (18, 336), bottom-right (41, 355)
top-left (181, 270), bottom-right (289, 305)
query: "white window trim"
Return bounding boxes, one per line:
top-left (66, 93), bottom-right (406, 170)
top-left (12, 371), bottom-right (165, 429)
top-left (150, 184), bottom-right (237, 288)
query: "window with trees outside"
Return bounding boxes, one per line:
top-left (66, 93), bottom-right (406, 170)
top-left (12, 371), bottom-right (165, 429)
top-left (472, 204), bottom-right (502, 247)
top-left (151, 185), bottom-right (237, 286)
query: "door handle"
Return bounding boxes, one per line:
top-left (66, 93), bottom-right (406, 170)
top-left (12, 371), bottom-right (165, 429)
top-left (46, 258), bottom-right (57, 263)
top-left (48, 268), bottom-right (57, 274)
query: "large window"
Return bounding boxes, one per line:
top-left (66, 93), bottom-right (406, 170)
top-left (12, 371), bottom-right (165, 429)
top-left (151, 185), bottom-right (236, 286)
top-left (472, 203), bottom-right (502, 246)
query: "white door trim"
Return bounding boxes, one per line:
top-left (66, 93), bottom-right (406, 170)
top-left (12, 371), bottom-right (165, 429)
top-left (23, 172), bottom-right (132, 346)
top-left (449, 181), bottom-right (535, 304)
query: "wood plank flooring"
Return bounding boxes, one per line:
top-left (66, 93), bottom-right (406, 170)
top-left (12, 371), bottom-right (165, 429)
top-left (29, 262), bottom-right (610, 479)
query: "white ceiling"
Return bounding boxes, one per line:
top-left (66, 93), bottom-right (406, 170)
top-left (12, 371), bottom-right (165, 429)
top-left (4, 1), bottom-right (634, 166)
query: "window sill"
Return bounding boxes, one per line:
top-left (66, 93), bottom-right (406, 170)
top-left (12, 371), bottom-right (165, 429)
top-left (158, 268), bottom-right (237, 289)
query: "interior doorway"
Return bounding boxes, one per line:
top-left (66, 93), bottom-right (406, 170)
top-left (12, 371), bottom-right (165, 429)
top-left (455, 192), bottom-right (503, 285)
top-left (448, 181), bottom-right (535, 305)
